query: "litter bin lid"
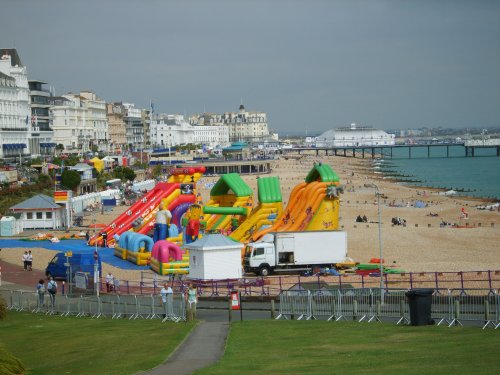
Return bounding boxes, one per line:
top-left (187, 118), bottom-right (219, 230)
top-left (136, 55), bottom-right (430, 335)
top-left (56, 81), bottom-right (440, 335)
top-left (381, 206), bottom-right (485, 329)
top-left (405, 288), bottom-right (434, 296)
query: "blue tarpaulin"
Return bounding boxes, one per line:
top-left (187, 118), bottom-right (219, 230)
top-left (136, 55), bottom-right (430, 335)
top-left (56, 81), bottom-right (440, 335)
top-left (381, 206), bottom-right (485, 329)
top-left (0, 239), bottom-right (148, 270)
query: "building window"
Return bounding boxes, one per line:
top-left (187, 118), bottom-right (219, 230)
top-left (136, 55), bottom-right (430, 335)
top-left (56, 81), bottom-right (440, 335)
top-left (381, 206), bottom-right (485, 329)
top-left (46, 212), bottom-right (53, 219)
top-left (36, 212), bottom-right (43, 219)
top-left (27, 212), bottom-right (33, 219)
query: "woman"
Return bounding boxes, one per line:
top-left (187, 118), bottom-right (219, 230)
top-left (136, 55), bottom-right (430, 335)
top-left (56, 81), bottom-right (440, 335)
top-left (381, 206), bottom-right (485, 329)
top-left (185, 283), bottom-right (197, 321)
top-left (36, 279), bottom-right (45, 307)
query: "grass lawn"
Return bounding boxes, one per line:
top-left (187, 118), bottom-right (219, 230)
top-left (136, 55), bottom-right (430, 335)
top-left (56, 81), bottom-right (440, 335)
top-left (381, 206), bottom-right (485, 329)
top-left (0, 311), bottom-right (195, 375)
top-left (195, 320), bottom-right (499, 375)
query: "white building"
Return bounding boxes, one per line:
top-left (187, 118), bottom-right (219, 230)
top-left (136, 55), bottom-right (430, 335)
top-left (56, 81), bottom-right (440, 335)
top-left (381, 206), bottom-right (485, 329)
top-left (0, 49), bottom-right (31, 160)
top-left (9, 194), bottom-right (64, 230)
top-left (192, 123), bottom-right (229, 148)
top-left (51, 91), bottom-right (109, 153)
top-left (123, 102), bottom-right (144, 151)
top-left (316, 123), bottom-right (395, 147)
top-left (185, 234), bottom-right (244, 280)
top-left (29, 80), bottom-right (55, 157)
top-left (225, 104), bottom-right (269, 142)
top-left (150, 114), bottom-right (228, 149)
top-left (190, 104), bottom-right (269, 143)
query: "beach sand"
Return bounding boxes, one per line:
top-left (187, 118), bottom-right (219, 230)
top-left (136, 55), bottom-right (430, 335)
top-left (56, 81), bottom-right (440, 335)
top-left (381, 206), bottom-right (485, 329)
top-left (1, 154), bottom-right (499, 283)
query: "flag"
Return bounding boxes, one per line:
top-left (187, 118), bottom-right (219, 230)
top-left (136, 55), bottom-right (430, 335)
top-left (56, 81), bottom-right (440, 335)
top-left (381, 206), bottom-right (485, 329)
top-left (25, 115), bottom-right (29, 125)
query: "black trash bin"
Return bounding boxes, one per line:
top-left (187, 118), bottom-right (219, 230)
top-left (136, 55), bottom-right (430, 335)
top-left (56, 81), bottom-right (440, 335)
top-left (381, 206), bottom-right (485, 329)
top-left (405, 288), bottom-right (434, 326)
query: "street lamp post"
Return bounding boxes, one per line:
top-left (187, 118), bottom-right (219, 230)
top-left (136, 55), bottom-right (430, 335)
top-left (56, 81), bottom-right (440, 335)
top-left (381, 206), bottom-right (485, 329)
top-left (92, 211), bottom-right (99, 297)
top-left (364, 183), bottom-right (384, 303)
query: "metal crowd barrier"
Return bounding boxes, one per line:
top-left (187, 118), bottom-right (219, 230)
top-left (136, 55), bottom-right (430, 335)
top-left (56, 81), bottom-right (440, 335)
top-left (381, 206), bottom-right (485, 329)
top-left (277, 288), bottom-right (500, 329)
top-left (276, 290), bottom-right (311, 320)
top-left (2, 290), bottom-right (186, 323)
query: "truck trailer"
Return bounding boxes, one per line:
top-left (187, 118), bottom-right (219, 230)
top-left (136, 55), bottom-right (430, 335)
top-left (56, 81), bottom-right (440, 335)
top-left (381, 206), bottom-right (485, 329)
top-left (243, 230), bottom-right (348, 276)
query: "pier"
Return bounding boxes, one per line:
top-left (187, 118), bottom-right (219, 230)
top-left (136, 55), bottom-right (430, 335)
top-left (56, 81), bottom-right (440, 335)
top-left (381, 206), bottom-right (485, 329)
top-left (282, 140), bottom-right (500, 159)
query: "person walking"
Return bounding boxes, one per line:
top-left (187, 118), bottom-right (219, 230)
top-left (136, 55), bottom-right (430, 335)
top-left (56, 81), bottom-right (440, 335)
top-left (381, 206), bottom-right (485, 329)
top-left (27, 250), bottom-right (33, 271)
top-left (85, 231), bottom-right (90, 243)
top-left (22, 251), bottom-right (29, 271)
top-left (36, 279), bottom-right (46, 308)
top-left (47, 276), bottom-right (58, 312)
top-left (160, 283), bottom-right (174, 319)
top-left (105, 272), bottom-right (114, 293)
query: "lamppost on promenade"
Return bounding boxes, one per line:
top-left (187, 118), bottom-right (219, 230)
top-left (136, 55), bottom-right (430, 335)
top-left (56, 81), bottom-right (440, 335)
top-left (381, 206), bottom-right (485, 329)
top-left (364, 183), bottom-right (384, 303)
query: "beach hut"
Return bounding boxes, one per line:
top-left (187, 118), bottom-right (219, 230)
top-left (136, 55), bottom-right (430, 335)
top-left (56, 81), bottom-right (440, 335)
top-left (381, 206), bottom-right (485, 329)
top-left (184, 234), bottom-right (243, 280)
top-left (9, 194), bottom-right (64, 230)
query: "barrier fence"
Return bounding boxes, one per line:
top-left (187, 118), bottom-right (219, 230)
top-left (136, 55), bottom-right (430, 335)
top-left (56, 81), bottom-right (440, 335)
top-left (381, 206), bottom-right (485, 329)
top-left (276, 288), bottom-right (500, 329)
top-left (128, 270), bottom-right (500, 298)
top-left (33, 270), bottom-right (500, 308)
top-left (2, 289), bottom-right (186, 323)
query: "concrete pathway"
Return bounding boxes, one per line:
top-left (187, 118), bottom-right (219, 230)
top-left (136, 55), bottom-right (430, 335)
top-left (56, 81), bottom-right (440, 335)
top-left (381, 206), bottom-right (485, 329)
top-left (137, 321), bottom-right (229, 375)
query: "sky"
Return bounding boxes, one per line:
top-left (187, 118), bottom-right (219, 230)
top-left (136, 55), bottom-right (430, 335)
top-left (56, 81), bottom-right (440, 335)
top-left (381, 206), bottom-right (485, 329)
top-left (1, 0), bottom-right (499, 135)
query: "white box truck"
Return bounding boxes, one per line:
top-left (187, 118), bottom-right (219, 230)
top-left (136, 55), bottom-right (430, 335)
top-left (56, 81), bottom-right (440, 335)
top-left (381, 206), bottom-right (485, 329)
top-left (243, 230), bottom-right (348, 276)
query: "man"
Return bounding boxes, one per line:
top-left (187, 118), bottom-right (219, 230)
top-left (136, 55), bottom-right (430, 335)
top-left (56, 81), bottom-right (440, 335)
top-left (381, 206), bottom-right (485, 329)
top-left (22, 251), bottom-right (28, 271)
top-left (102, 231), bottom-right (108, 247)
top-left (47, 276), bottom-right (58, 312)
top-left (105, 272), bottom-right (114, 292)
top-left (27, 250), bottom-right (33, 271)
top-left (160, 283), bottom-right (174, 319)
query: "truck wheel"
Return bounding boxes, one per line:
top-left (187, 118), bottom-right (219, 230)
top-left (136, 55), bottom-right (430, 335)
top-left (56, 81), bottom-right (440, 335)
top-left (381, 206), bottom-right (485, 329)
top-left (259, 266), bottom-right (270, 277)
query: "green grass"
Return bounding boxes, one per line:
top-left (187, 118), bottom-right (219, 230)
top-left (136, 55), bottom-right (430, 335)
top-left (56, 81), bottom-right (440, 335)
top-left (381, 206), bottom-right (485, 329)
top-left (195, 320), bottom-right (500, 375)
top-left (0, 344), bottom-right (25, 375)
top-left (0, 311), bottom-right (195, 375)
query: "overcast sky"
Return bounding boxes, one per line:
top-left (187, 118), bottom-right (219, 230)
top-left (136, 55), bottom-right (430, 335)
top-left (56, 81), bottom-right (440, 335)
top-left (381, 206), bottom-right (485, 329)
top-left (2, 0), bottom-right (499, 134)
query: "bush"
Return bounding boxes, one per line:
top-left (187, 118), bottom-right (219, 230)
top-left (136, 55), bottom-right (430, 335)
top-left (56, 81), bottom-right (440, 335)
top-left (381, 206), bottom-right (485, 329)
top-left (0, 295), bottom-right (6, 320)
top-left (61, 169), bottom-right (81, 191)
top-left (0, 345), bottom-right (25, 375)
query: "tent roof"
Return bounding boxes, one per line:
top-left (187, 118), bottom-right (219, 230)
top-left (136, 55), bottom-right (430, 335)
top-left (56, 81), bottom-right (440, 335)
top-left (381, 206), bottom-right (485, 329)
top-left (10, 194), bottom-right (62, 210)
top-left (184, 234), bottom-right (242, 250)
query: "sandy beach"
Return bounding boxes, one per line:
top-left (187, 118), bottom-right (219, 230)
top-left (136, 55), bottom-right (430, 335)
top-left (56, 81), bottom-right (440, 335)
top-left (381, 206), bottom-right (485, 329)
top-left (1, 154), bottom-right (499, 283)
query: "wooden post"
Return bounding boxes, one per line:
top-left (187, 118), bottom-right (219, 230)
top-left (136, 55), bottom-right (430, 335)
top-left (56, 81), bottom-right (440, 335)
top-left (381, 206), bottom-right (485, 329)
top-left (270, 300), bottom-right (276, 319)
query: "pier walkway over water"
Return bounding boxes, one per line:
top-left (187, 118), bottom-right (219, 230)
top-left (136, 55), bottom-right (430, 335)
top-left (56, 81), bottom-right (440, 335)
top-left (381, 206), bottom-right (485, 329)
top-left (283, 140), bottom-right (500, 159)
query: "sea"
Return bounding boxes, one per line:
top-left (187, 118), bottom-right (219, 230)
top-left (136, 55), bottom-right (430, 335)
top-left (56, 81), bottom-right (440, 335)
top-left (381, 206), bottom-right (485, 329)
top-left (372, 145), bottom-right (500, 200)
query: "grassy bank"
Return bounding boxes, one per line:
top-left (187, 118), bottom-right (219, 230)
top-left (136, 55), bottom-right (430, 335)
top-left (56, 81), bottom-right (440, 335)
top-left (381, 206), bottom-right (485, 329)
top-left (0, 312), bottom-right (194, 375)
top-left (196, 320), bottom-right (498, 375)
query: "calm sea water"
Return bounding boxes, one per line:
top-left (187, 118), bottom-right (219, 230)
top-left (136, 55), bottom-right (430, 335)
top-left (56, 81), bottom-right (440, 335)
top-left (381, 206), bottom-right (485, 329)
top-left (374, 146), bottom-right (500, 199)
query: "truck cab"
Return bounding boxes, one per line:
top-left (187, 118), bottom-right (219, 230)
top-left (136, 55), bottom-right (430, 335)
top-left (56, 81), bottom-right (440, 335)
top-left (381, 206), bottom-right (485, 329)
top-left (243, 242), bottom-right (276, 276)
top-left (45, 252), bottom-right (101, 280)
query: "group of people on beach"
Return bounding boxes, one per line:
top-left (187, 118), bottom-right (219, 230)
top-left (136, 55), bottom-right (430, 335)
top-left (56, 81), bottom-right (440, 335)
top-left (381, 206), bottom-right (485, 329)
top-left (356, 215), bottom-right (368, 223)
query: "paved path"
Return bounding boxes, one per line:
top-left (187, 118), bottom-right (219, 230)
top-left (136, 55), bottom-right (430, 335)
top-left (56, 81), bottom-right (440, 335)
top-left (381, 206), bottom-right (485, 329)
top-left (138, 321), bottom-right (229, 375)
top-left (0, 258), bottom-right (46, 288)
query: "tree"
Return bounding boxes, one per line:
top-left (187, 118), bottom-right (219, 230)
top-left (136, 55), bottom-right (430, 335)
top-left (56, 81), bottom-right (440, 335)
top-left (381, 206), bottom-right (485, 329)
top-left (152, 164), bottom-right (163, 179)
top-left (37, 174), bottom-right (52, 186)
top-left (113, 167), bottom-right (136, 182)
top-left (61, 169), bottom-right (81, 191)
